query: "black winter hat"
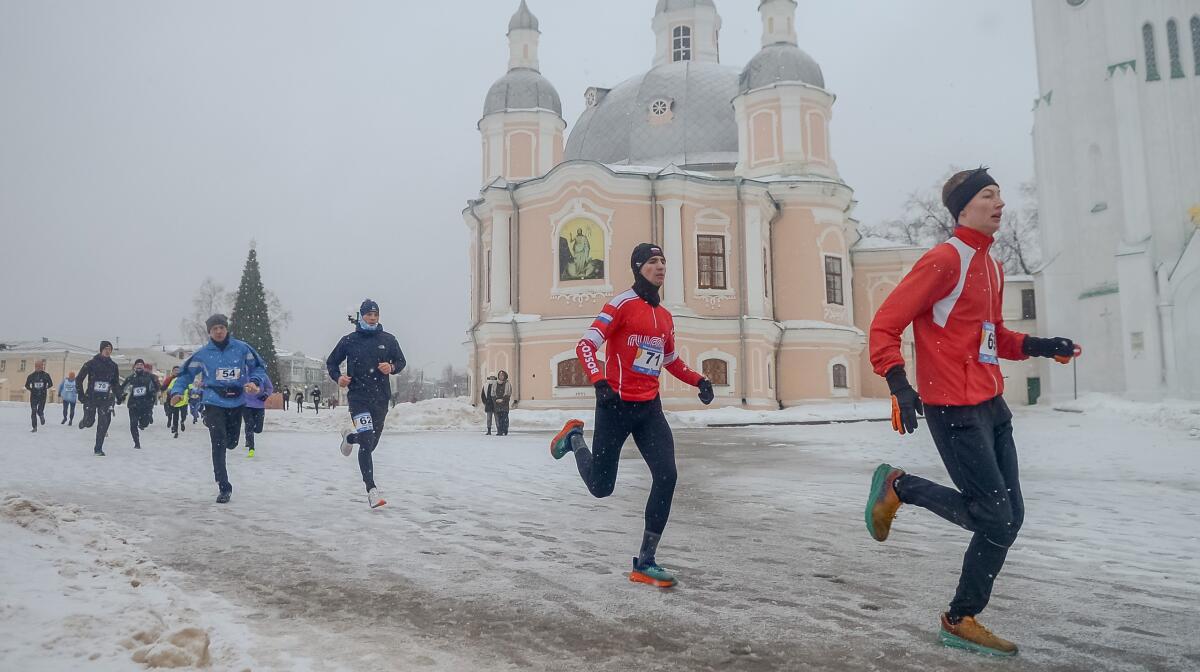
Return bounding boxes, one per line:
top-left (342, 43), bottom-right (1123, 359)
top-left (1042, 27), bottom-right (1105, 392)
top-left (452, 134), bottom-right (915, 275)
top-left (630, 243), bottom-right (665, 275)
top-left (360, 299), bottom-right (380, 315)
top-left (205, 314), bottom-right (229, 331)
top-left (99, 340), bottom-right (113, 353)
top-left (134, 358), bottom-right (145, 367)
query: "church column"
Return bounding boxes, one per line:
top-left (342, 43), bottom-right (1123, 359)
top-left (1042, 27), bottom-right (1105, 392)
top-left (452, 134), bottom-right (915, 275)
top-left (490, 211), bottom-right (512, 316)
top-left (744, 205), bottom-right (766, 316)
top-left (661, 200), bottom-right (686, 308)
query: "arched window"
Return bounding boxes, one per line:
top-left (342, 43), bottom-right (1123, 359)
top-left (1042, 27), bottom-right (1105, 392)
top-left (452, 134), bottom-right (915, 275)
top-left (672, 25), bottom-right (692, 62)
top-left (702, 358), bottom-right (728, 386)
top-left (1191, 16), bottom-right (1200, 75)
top-left (832, 364), bottom-right (848, 389)
top-left (1144, 23), bottom-right (1161, 81)
top-left (1168, 19), bottom-right (1185, 79)
top-left (556, 359), bottom-right (590, 388)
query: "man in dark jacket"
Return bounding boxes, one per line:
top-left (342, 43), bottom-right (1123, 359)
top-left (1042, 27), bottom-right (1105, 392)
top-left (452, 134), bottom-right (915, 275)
top-left (493, 370), bottom-right (512, 436)
top-left (24, 360), bottom-right (53, 432)
top-left (120, 358), bottom-right (160, 449)
top-left (281, 386), bottom-right (290, 410)
top-left (327, 299), bottom-right (406, 509)
top-left (77, 341), bottom-right (122, 456)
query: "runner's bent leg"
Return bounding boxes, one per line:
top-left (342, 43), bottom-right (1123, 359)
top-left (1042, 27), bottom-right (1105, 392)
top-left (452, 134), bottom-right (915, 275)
top-left (572, 400), bottom-right (633, 498)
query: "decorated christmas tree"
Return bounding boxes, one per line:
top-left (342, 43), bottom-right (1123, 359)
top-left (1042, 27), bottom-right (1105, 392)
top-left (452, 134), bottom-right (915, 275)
top-left (229, 244), bottom-right (280, 384)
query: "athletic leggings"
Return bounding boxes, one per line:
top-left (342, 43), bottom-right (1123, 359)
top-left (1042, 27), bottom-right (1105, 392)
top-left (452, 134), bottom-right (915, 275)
top-left (128, 406), bottom-right (153, 444)
top-left (204, 405), bottom-right (243, 492)
top-left (30, 396), bottom-right (46, 429)
top-left (169, 406), bottom-right (188, 433)
top-left (243, 407), bottom-right (264, 448)
top-left (570, 395), bottom-right (677, 536)
top-left (347, 399), bottom-right (389, 491)
top-left (62, 400), bottom-right (76, 423)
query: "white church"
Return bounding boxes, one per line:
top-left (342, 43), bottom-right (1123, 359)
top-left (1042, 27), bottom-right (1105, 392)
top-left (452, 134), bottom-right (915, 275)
top-left (1031, 0), bottom-right (1200, 400)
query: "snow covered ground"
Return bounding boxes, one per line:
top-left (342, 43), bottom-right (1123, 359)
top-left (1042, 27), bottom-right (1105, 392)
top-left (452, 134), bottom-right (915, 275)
top-left (1, 397), bottom-right (1198, 671)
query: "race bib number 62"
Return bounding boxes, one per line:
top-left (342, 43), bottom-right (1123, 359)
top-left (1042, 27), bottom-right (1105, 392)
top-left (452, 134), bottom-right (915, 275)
top-left (353, 412), bottom-right (374, 433)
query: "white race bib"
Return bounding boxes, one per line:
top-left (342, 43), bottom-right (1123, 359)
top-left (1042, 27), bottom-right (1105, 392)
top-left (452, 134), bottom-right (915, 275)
top-left (93, 382), bottom-right (111, 393)
top-left (353, 412), bottom-right (374, 433)
top-left (132, 386), bottom-right (147, 397)
top-left (979, 322), bottom-right (999, 365)
top-left (32, 382), bottom-right (45, 389)
top-left (632, 342), bottom-right (664, 377)
top-left (215, 368), bottom-right (241, 382)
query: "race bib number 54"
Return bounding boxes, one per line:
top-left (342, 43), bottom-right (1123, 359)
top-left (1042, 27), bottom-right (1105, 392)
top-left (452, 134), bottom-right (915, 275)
top-left (632, 342), bottom-right (664, 377)
top-left (215, 368), bottom-right (241, 382)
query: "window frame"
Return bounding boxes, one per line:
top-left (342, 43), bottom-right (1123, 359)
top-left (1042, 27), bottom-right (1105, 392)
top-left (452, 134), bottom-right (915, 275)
top-left (672, 25), bottom-right (692, 63)
top-left (555, 358), bottom-right (591, 388)
top-left (696, 234), bottom-right (728, 290)
top-left (824, 255), bottom-right (845, 306)
top-left (19, 360), bottom-right (27, 372)
top-left (1192, 16), bottom-right (1200, 76)
top-left (1144, 22), bottom-right (1162, 81)
top-left (702, 358), bottom-right (729, 386)
top-left (1021, 288), bottom-right (1037, 320)
top-left (1168, 19), bottom-right (1185, 79)
top-left (832, 363), bottom-right (848, 390)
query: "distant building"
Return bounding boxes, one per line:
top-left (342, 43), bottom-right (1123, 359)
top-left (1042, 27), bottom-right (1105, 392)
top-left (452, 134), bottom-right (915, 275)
top-left (1032, 0), bottom-right (1200, 400)
top-left (277, 351), bottom-right (336, 399)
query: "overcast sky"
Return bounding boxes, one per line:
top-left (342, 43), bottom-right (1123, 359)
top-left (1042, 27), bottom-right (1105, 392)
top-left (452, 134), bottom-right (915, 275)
top-left (0, 0), bottom-right (1038, 370)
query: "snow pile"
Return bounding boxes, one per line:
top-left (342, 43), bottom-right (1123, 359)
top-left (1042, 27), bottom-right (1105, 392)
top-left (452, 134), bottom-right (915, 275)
top-left (0, 494), bottom-right (257, 671)
top-left (669, 399), bottom-right (891, 427)
top-left (1053, 393), bottom-right (1200, 436)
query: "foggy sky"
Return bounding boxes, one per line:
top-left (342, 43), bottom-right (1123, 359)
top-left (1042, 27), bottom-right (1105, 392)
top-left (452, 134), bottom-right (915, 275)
top-left (0, 1), bottom-right (1037, 371)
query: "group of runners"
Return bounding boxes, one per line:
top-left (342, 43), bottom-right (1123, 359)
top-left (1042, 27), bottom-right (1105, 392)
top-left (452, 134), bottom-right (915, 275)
top-left (19, 168), bottom-right (1077, 657)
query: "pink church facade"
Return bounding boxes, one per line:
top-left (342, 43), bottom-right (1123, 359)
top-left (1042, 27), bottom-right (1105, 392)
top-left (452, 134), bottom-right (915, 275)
top-left (465, 0), bottom-right (923, 410)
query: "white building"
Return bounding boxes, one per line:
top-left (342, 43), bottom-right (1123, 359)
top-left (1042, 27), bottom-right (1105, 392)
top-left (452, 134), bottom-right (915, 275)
top-left (1031, 0), bottom-right (1200, 400)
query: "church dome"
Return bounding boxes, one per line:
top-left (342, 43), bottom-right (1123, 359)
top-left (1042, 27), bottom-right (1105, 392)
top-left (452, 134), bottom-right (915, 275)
top-left (564, 61), bottom-right (740, 168)
top-left (483, 68), bottom-right (562, 117)
top-left (508, 0), bottom-right (539, 33)
top-left (739, 43), bottom-right (825, 93)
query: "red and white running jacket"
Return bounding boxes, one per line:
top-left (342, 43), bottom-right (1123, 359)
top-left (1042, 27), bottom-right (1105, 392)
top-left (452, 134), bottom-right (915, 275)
top-left (576, 289), bottom-right (704, 402)
top-left (869, 226), bottom-right (1028, 407)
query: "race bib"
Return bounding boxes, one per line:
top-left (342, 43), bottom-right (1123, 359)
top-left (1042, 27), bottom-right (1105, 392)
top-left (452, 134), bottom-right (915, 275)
top-left (215, 368), bottom-right (241, 382)
top-left (33, 382), bottom-right (45, 389)
top-left (94, 382), bottom-right (111, 393)
top-left (632, 341), bottom-right (664, 377)
top-left (979, 322), bottom-right (999, 365)
top-left (132, 386), bottom-right (147, 397)
top-left (353, 412), bottom-right (374, 433)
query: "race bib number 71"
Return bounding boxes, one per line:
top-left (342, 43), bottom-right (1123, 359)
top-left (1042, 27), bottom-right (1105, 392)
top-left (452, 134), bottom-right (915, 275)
top-left (632, 342), bottom-right (664, 377)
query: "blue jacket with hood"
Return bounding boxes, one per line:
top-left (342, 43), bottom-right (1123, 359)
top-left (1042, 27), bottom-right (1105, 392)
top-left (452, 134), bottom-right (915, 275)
top-left (170, 337), bottom-right (267, 409)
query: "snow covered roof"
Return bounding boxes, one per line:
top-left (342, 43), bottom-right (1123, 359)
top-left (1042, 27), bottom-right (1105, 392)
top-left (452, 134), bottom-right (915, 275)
top-left (0, 340), bottom-right (95, 356)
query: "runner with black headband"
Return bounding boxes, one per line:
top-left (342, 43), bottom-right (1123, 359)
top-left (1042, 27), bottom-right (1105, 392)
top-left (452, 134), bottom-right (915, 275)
top-left (865, 167), bottom-right (1080, 657)
top-left (550, 243), bottom-right (714, 588)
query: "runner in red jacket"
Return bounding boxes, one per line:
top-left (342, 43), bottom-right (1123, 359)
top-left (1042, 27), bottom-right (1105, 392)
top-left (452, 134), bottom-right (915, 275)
top-left (864, 168), bottom-right (1078, 657)
top-left (551, 243), bottom-right (714, 588)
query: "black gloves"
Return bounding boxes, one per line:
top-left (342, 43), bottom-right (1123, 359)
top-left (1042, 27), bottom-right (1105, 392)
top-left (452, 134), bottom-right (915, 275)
top-left (594, 380), bottom-right (621, 408)
top-left (1023, 336), bottom-right (1076, 360)
top-left (698, 379), bottom-right (715, 405)
top-left (886, 367), bottom-right (924, 435)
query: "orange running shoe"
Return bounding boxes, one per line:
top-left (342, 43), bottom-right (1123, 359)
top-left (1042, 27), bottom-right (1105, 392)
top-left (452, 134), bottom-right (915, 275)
top-left (550, 419), bottom-right (584, 460)
top-left (865, 463), bottom-right (905, 542)
top-left (939, 613), bottom-right (1018, 657)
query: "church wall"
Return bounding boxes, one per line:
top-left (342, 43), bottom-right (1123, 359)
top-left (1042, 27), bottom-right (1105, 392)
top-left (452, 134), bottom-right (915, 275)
top-left (679, 200), bottom-right (742, 318)
top-left (771, 203), bottom-right (853, 324)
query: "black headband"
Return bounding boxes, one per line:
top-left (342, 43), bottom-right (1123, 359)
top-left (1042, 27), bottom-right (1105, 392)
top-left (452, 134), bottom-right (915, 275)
top-left (945, 168), bottom-right (999, 223)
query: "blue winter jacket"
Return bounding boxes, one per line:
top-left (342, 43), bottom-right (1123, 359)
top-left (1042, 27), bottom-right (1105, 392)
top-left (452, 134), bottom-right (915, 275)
top-left (58, 378), bottom-right (79, 403)
top-left (170, 337), bottom-right (267, 409)
top-left (242, 374), bottom-right (274, 410)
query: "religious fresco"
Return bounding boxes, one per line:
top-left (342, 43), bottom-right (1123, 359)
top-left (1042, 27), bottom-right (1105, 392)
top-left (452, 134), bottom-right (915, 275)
top-left (558, 218), bottom-right (606, 281)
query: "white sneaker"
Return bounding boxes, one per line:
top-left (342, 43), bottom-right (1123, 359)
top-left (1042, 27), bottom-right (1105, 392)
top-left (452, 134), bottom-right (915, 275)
top-left (339, 432), bottom-right (354, 457)
top-left (367, 488), bottom-right (387, 509)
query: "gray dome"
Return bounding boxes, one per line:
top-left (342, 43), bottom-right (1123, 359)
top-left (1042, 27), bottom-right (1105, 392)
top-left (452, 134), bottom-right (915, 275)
top-left (508, 0), bottom-right (539, 33)
top-left (656, 0), bottom-right (716, 12)
top-left (483, 68), bottom-right (562, 116)
top-left (739, 44), bottom-right (825, 93)
top-left (564, 61), bottom-right (740, 167)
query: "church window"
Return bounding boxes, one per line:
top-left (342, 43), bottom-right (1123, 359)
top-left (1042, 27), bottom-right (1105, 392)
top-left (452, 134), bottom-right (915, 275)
top-left (1144, 23), bottom-right (1161, 81)
top-left (556, 359), bottom-right (590, 388)
top-left (702, 358), bottom-right (729, 386)
top-left (20, 360), bottom-right (27, 372)
top-left (832, 364), bottom-right (848, 390)
top-left (672, 25), bottom-right (692, 62)
top-left (824, 256), bottom-right (844, 306)
top-left (0, 360), bottom-right (5, 372)
top-left (650, 98), bottom-right (671, 117)
top-left (697, 235), bottom-right (727, 290)
top-left (1191, 16), bottom-right (1200, 75)
top-left (1168, 19), bottom-right (1185, 79)
top-left (1021, 289), bottom-right (1037, 320)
